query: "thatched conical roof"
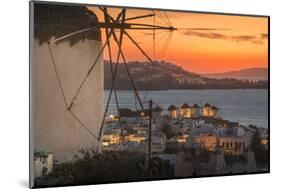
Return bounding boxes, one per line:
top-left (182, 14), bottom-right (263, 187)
top-left (181, 103), bottom-right (190, 108)
top-left (193, 104), bottom-right (200, 108)
top-left (211, 106), bottom-right (218, 110)
top-left (204, 103), bottom-right (211, 107)
top-left (168, 104), bottom-right (177, 111)
top-left (34, 3), bottom-right (101, 45)
top-left (153, 106), bottom-right (163, 112)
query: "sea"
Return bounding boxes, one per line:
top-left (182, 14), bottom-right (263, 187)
top-left (105, 89), bottom-right (268, 128)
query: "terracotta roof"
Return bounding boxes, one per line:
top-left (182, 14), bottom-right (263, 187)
top-left (181, 103), bottom-right (190, 108)
top-left (168, 105), bottom-right (177, 111)
top-left (34, 3), bottom-right (101, 45)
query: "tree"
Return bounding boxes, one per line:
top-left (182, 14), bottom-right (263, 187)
top-left (250, 129), bottom-right (262, 152)
top-left (250, 129), bottom-right (268, 166)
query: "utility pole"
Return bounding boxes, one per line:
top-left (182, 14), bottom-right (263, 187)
top-left (148, 100), bottom-right (152, 164)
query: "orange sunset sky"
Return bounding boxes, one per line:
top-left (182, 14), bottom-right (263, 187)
top-left (89, 6), bottom-right (268, 74)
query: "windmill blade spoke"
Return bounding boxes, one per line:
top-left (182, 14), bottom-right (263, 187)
top-left (164, 12), bottom-right (172, 27)
top-left (98, 9), bottom-right (127, 141)
top-left (68, 39), bottom-right (107, 110)
top-left (69, 109), bottom-right (99, 140)
top-left (153, 13), bottom-right (167, 26)
top-left (122, 29), bottom-right (160, 105)
top-left (68, 8), bottom-right (127, 111)
top-left (47, 43), bottom-right (69, 109)
top-left (47, 7), bottom-right (178, 143)
top-left (48, 26), bottom-right (99, 44)
top-left (123, 30), bottom-right (154, 64)
top-left (153, 10), bottom-right (156, 61)
top-left (103, 8), bottom-right (124, 140)
top-left (48, 34), bottom-right (101, 143)
top-left (124, 13), bottom-right (155, 21)
top-left (70, 91), bottom-right (99, 109)
top-left (100, 7), bottom-right (125, 24)
top-left (143, 31), bottom-right (172, 102)
top-left (112, 30), bottom-right (145, 113)
top-left (156, 11), bottom-right (168, 26)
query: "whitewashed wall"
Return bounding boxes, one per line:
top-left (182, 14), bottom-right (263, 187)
top-left (32, 39), bottom-right (104, 161)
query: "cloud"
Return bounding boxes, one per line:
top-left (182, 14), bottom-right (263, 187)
top-left (183, 28), bottom-right (231, 31)
top-left (182, 31), bottom-right (267, 44)
top-left (260, 33), bottom-right (268, 39)
top-left (231, 35), bottom-right (263, 44)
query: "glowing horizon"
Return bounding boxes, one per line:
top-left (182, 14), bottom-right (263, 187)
top-left (89, 6), bottom-right (268, 74)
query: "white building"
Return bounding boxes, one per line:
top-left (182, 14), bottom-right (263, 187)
top-left (31, 4), bottom-right (104, 162)
top-left (151, 131), bottom-right (166, 153)
top-left (216, 126), bottom-right (245, 137)
top-left (180, 103), bottom-right (192, 118)
top-left (208, 152), bottom-right (226, 172)
top-left (202, 103), bottom-right (212, 117)
top-left (175, 151), bottom-right (193, 177)
top-left (191, 104), bottom-right (201, 118)
top-left (34, 152), bottom-right (53, 178)
top-left (218, 136), bottom-right (250, 155)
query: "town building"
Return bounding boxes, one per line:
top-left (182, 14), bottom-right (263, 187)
top-left (169, 121), bottom-right (187, 135)
top-left (124, 134), bottom-right (146, 143)
top-left (176, 134), bottom-right (189, 143)
top-left (208, 151), bottom-right (227, 173)
top-left (242, 151), bottom-right (257, 171)
top-left (34, 151), bottom-right (53, 178)
top-left (151, 131), bottom-right (167, 153)
top-left (175, 151), bottom-right (193, 177)
top-left (218, 136), bottom-right (250, 155)
top-left (100, 101), bottom-right (267, 166)
top-left (102, 132), bottom-right (122, 146)
top-left (190, 135), bottom-right (218, 151)
top-left (122, 141), bottom-right (148, 153)
top-left (216, 125), bottom-right (245, 137)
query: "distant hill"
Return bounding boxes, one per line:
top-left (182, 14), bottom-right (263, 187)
top-left (104, 61), bottom-right (268, 90)
top-left (203, 68), bottom-right (268, 81)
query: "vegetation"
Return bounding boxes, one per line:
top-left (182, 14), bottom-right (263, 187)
top-left (250, 129), bottom-right (268, 166)
top-left (35, 149), bottom-right (174, 187)
top-left (161, 123), bottom-right (175, 139)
